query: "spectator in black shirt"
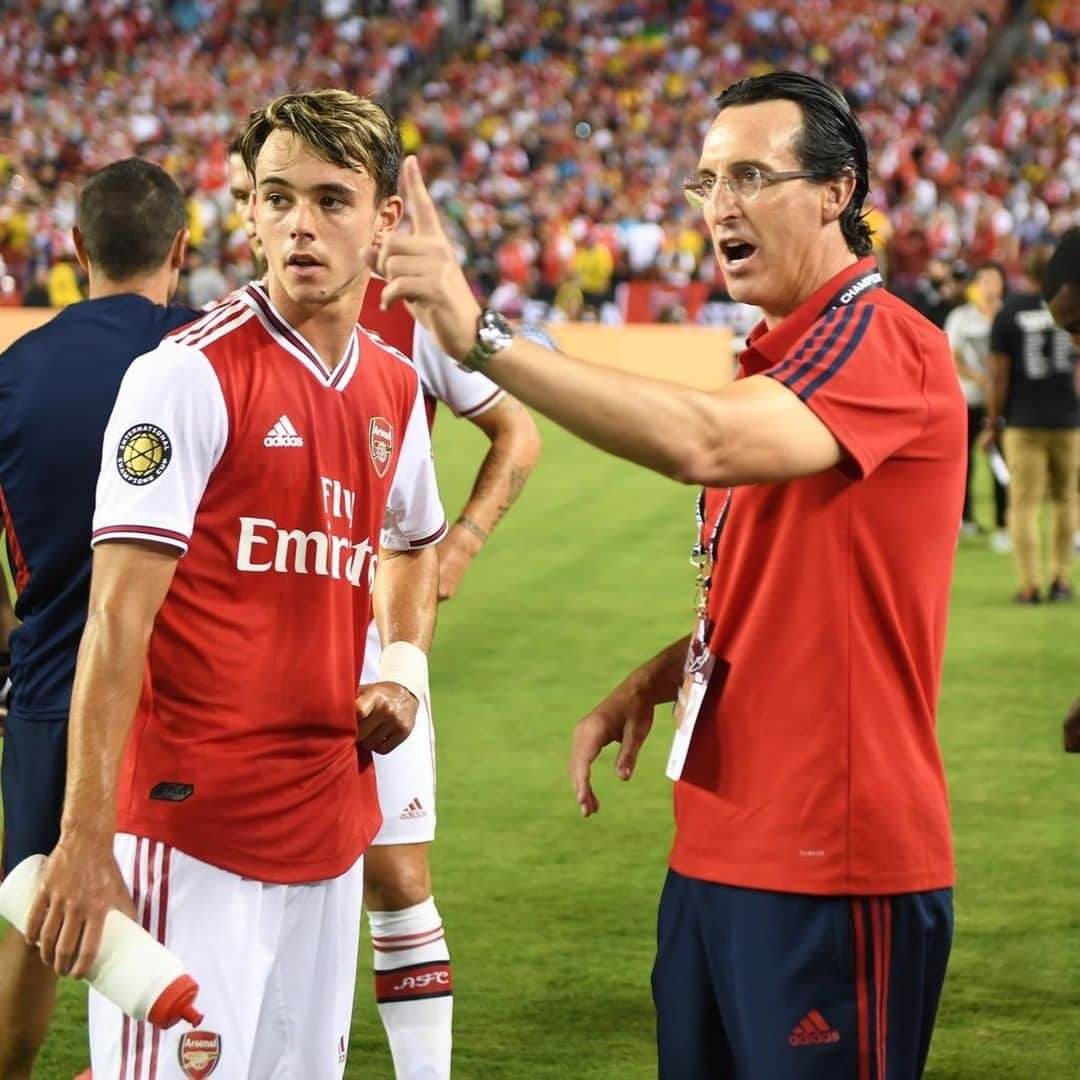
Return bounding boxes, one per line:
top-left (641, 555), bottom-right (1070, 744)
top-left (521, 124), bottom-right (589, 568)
top-left (985, 247), bottom-right (1079, 603)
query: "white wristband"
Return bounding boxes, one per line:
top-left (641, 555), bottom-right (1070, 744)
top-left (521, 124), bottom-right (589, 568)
top-left (378, 641), bottom-right (429, 703)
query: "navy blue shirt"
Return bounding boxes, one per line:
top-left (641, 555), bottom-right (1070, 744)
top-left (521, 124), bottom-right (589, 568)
top-left (0, 295), bottom-right (199, 718)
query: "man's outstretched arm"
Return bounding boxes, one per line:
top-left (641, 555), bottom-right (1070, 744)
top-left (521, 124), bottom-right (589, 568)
top-left (372, 157), bottom-right (844, 489)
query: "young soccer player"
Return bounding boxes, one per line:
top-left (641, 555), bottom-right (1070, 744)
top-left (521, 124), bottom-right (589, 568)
top-left (228, 125), bottom-right (542, 1079)
top-left (27, 91), bottom-right (446, 1078)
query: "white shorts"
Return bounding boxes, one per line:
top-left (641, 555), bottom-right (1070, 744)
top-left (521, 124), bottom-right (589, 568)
top-left (90, 833), bottom-right (364, 1079)
top-left (363, 622), bottom-right (437, 846)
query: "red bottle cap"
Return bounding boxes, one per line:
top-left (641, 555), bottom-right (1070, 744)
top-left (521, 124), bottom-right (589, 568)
top-left (148, 974), bottom-right (204, 1029)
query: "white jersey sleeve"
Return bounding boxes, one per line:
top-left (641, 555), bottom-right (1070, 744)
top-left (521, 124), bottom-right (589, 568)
top-left (381, 383), bottom-right (448, 551)
top-left (412, 322), bottom-right (504, 418)
top-left (91, 341), bottom-right (229, 554)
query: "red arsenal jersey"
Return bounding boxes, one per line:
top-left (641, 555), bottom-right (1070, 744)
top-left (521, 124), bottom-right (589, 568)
top-left (92, 283), bottom-right (446, 883)
top-left (670, 258), bottom-right (965, 896)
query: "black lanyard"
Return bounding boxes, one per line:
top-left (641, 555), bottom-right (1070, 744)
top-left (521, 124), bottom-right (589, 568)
top-left (691, 487), bottom-right (731, 617)
top-left (690, 265), bottom-right (883, 616)
top-left (816, 267), bottom-right (883, 319)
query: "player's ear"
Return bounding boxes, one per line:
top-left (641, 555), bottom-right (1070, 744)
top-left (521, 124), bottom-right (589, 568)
top-left (821, 171), bottom-right (856, 227)
top-left (370, 195), bottom-right (404, 247)
top-left (170, 228), bottom-right (190, 271)
top-left (72, 226), bottom-right (90, 272)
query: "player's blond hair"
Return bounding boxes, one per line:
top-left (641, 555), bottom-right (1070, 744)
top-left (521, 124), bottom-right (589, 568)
top-left (238, 89), bottom-right (402, 202)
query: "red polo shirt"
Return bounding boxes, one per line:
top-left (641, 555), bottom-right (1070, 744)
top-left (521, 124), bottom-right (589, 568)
top-left (670, 257), bottom-right (965, 895)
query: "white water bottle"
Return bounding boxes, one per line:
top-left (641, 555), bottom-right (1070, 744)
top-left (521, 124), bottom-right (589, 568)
top-left (0, 853), bottom-right (203, 1028)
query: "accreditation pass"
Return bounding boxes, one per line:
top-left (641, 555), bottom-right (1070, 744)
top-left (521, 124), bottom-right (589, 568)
top-left (666, 618), bottom-right (716, 781)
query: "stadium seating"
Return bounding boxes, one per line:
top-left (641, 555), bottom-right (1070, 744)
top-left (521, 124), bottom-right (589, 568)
top-left (0, 0), bottom-right (447, 291)
top-left (0, 0), bottom-right (1077, 319)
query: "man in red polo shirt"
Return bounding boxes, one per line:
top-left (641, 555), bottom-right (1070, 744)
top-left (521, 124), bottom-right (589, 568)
top-left (373, 71), bottom-right (964, 1079)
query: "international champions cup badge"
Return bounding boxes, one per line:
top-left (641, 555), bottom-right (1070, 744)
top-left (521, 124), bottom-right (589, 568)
top-left (116, 422), bottom-right (172, 486)
top-left (369, 417), bottom-right (394, 478)
top-left (178, 1030), bottom-right (221, 1078)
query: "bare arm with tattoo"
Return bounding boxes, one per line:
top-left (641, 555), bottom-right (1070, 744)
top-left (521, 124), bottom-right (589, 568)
top-left (436, 395), bottom-right (541, 600)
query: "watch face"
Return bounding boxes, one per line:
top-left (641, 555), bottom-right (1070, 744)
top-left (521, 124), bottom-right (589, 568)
top-left (479, 310), bottom-right (514, 351)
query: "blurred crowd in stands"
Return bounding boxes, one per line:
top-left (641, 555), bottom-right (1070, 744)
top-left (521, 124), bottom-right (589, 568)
top-left (0, 0), bottom-right (446, 303)
top-left (0, 0), bottom-right (1076, 330)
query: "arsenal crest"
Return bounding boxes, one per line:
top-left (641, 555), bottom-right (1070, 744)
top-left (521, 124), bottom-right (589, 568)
top-left (369, 417), bottom-right (394, 478)
top-left (178, 1030), bottom-right (221, 1078)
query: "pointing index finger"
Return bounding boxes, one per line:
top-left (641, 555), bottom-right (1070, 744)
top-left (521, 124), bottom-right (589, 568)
top-left (401, 155), bottom-right (442, 237)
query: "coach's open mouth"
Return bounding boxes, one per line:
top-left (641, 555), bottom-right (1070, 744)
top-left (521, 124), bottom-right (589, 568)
top-left (720, 239), bottom-right (757, 269)
top-left (287, 253), bottom-right (323, 268)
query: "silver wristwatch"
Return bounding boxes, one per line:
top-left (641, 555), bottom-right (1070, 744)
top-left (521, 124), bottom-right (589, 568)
top-left (459, 309), bottom-right (514, 371)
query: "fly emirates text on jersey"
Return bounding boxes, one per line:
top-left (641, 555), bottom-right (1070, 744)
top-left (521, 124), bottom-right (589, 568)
top-left (235, 475), bottom-right (377, 587)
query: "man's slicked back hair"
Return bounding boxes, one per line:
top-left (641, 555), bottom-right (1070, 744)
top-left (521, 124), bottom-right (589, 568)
top-left (77, 158), bottom-right (187, 281)
top-left (238, 90), bottom-right (402, 202)
top-left (715, 71), bottom-right (873, 257)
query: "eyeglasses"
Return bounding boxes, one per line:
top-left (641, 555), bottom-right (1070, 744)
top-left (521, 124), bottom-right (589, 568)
top-left (683, 165), bottom-right (818, 208)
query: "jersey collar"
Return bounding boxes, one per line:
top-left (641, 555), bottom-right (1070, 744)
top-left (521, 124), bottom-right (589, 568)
top-left (242, 282), bottom-right (359, 391)
top-left (740, 256), bottom-right (881, 375)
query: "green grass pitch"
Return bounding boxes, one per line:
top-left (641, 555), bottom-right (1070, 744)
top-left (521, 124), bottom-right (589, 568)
top-left (6, 410), bottom-right (1079, 1078)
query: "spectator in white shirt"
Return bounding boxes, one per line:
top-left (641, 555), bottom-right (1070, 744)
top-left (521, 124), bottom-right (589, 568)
top-left (945, 261), bottom-right (1009, 549)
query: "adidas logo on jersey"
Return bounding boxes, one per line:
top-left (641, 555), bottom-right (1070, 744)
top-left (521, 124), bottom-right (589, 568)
top-left (400, 797), bottom-right (427, 821)
top-left (264, 415), bottom-right (304, 447)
